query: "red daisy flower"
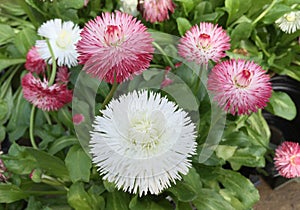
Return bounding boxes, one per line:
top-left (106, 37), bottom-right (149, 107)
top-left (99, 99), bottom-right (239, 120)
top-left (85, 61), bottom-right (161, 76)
top-left (21, 73), bottom-right (72, 111)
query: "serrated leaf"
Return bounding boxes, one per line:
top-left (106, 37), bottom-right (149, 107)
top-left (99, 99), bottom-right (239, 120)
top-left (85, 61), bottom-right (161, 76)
top-left (65, 145), bottom-right (92, 183)
top-left (0, 183), bottom-right (27, 203)
top-left (265, 91), bottom-right (297, 120)
top-left (176, 17), bottom-right (192, 36)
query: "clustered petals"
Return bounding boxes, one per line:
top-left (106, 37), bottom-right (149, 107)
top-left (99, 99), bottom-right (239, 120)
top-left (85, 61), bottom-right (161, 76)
top-left (207, 59), bottom-right (272, 115)
top-left (76, 12), bottom-right (154, 84)
top-left (178, 22), bottom-right (230, 65)
top-left (22, 73), bottom-right (72, 111)
top-left (274, 141), bottom-right (300, 178)
top-left (25, 46), bottom-right (47, 74)
top-left (90, 90), bottom-right (197, 196)
top-left (139, 0), bottom-right (175, 23)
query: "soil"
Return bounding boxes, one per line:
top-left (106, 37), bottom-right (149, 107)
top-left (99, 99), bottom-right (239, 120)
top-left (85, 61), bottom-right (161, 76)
top-left (254, 177), bottom-right (300, 210)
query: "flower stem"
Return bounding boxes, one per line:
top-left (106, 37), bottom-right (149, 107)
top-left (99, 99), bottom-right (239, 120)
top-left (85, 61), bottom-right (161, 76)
top-left (193, 63), bottom-right (207, 95)
top-left (100, 80), bottom-right (118, 110)
top-left (46, 39), bottom-right (57, 86)
top-left (255, 35), bottom-right (271, 57)
top-left (252, 0), bottom-right (278, 26)
top-left (29, 106), bottom-right (38, 149)
top-left (152, 42), bottom-right (175, 69)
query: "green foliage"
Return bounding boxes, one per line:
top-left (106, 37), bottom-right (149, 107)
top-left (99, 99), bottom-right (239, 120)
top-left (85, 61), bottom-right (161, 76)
top-left (0, 0), bottom-right (299, 209)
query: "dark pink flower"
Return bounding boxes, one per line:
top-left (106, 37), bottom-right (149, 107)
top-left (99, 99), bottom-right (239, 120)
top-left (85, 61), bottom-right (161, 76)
top-left (274, 141), bottom-right (300, 178)
top-left (21, 73), bottom-right (72, 111)
top-left (178, 22), bottom-right (230, 65)
top-left (76, 12), bottom-right (154, 84)
top-left (72, 113), bottom-right (85, 125)
top-left (139, 0), bottom-right (175, 23)
top-left (25, 46), bottom-right (47, 74)
top-left (207, 59), bottom-right (272, 115)
top-left (56, 66), bottom-right (70, 84)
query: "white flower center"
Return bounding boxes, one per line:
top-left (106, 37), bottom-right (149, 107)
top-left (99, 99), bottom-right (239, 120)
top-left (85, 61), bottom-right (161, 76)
top-left (56, 30), bottom-right (72, 49)
top-left (104, 25), bottom-right (124, 46)
top-left (128, 110), bottom-right (166, 153)
top-left (285, 13), bottom-right (296, 22)
top-left (197, 33), bottom-right (211, 50)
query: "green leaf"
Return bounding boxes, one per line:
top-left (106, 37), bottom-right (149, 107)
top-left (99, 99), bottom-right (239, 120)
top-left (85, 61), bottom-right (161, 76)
top-left (129, 196), bottom-right (171, 210)
top-left (168, 182), bottom-right (198, 202)
top-left (227, 146), bottom-right (266, 170)
top-left (0, 58), bottom-right (26, 73)
top-left (225, 0), bottom-right (240, 24)
top-left (56, 0), bottom-right (84, 9)
top-left (193, 188), bottom-right (234, 210)
top-left (106, 191), bottom-right (130, 210)
top-left (176, 0), bottom-right (194, 15)
top-left (0, 183), bottom-right (27, 203)
top-left (67, 182), bottom-right (93, 210)
top-left (26, 147), bottom-right (70, 181)
top-left (14, 28), bottom-right (38, 57)
top-left (0, 100), bottom-right (8, 121)
top-left (48, 136), bottom-right (78, 155)
top-left (215, 145), bottom-right (237, 160)
top-left (216, 169), bottom-right (260, 209)
top-left (0, 126), bottom-right (5, 142)
top-left (176, 17), bottom-right (192, 36)
top-left (65, 145), bottom-right (92, 183)
top-left (265, 91), bottom-right (297, 120)
top-left (262, 4), bottom-right (292, 24)
top-left (0, 24), bottom-right (14, 45)
top-left (230, 22), bottom-right (253, 48)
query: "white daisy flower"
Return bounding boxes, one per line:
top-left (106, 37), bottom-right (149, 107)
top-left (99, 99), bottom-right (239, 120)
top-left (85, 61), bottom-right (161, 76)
top-left (275, 11), bottom-right (300, 34)
top-left (36, 19), bottom-right (81, 67)
top-left (120, 0), bottom-right (139, 16)
top-left (90, 90), bottom-right (197, 196)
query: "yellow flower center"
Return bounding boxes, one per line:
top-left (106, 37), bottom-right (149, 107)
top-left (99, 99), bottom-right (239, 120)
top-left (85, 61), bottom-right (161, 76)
top-left (56, 30), bottom-right (72, 49)
top-left (285, 13), bottom-right (296, 22)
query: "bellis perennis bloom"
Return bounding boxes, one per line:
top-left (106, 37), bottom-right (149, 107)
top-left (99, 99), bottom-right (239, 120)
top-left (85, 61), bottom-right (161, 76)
top-left (77, 12), bottom-right (154, 84)
top-left (25, 46), bottom-right (47, 74)
top-left (274, 141), bottom-right (300, 178)
top-left (90, 90), bottom-right (197, 196)
top-left (207, 59), bottom-right (272, 115)
top-left (36, 19), bottom-right (81, 68)
top-left (22, 73), bottom-right (72, 111)
top-left (275, 11), bottom-right (300, 34)
top-left (139, 0), bottom-right (175, 23)
top-left (178, 22), bottom-right (230, 65)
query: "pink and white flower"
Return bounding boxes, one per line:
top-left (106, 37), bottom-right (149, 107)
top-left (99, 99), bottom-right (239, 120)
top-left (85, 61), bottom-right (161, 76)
top-left (21, 73), bottom-right (72, 111)
top-left (274, 141), bottom-right (300, 178)
top-left (207, 59), bottom-right (272, 115)
top-left (178, 22), bottom-right (230, 65)
top-left (139, 0), bottom-right (175, 23)
top-left (25, 46), bottom-right (47, 74)
top-left (76, 12), bottom-right (154, 84)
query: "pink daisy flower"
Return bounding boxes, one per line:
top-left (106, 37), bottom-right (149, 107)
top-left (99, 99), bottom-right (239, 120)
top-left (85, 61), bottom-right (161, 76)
top-left (21, 73), bottom-right (72, 111)
top-left (76, 12), bottom-right (154, 84)
top-left (139, 0), bottom-right (175, 23)
top-left (178, 22), bottom-right (230, 65)
top-left (25, 46), bottom-right (47, 74)
top-left (207, 59), bottom-right (272, 115)
top-left (274, 141), bottom-right (300, 178)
